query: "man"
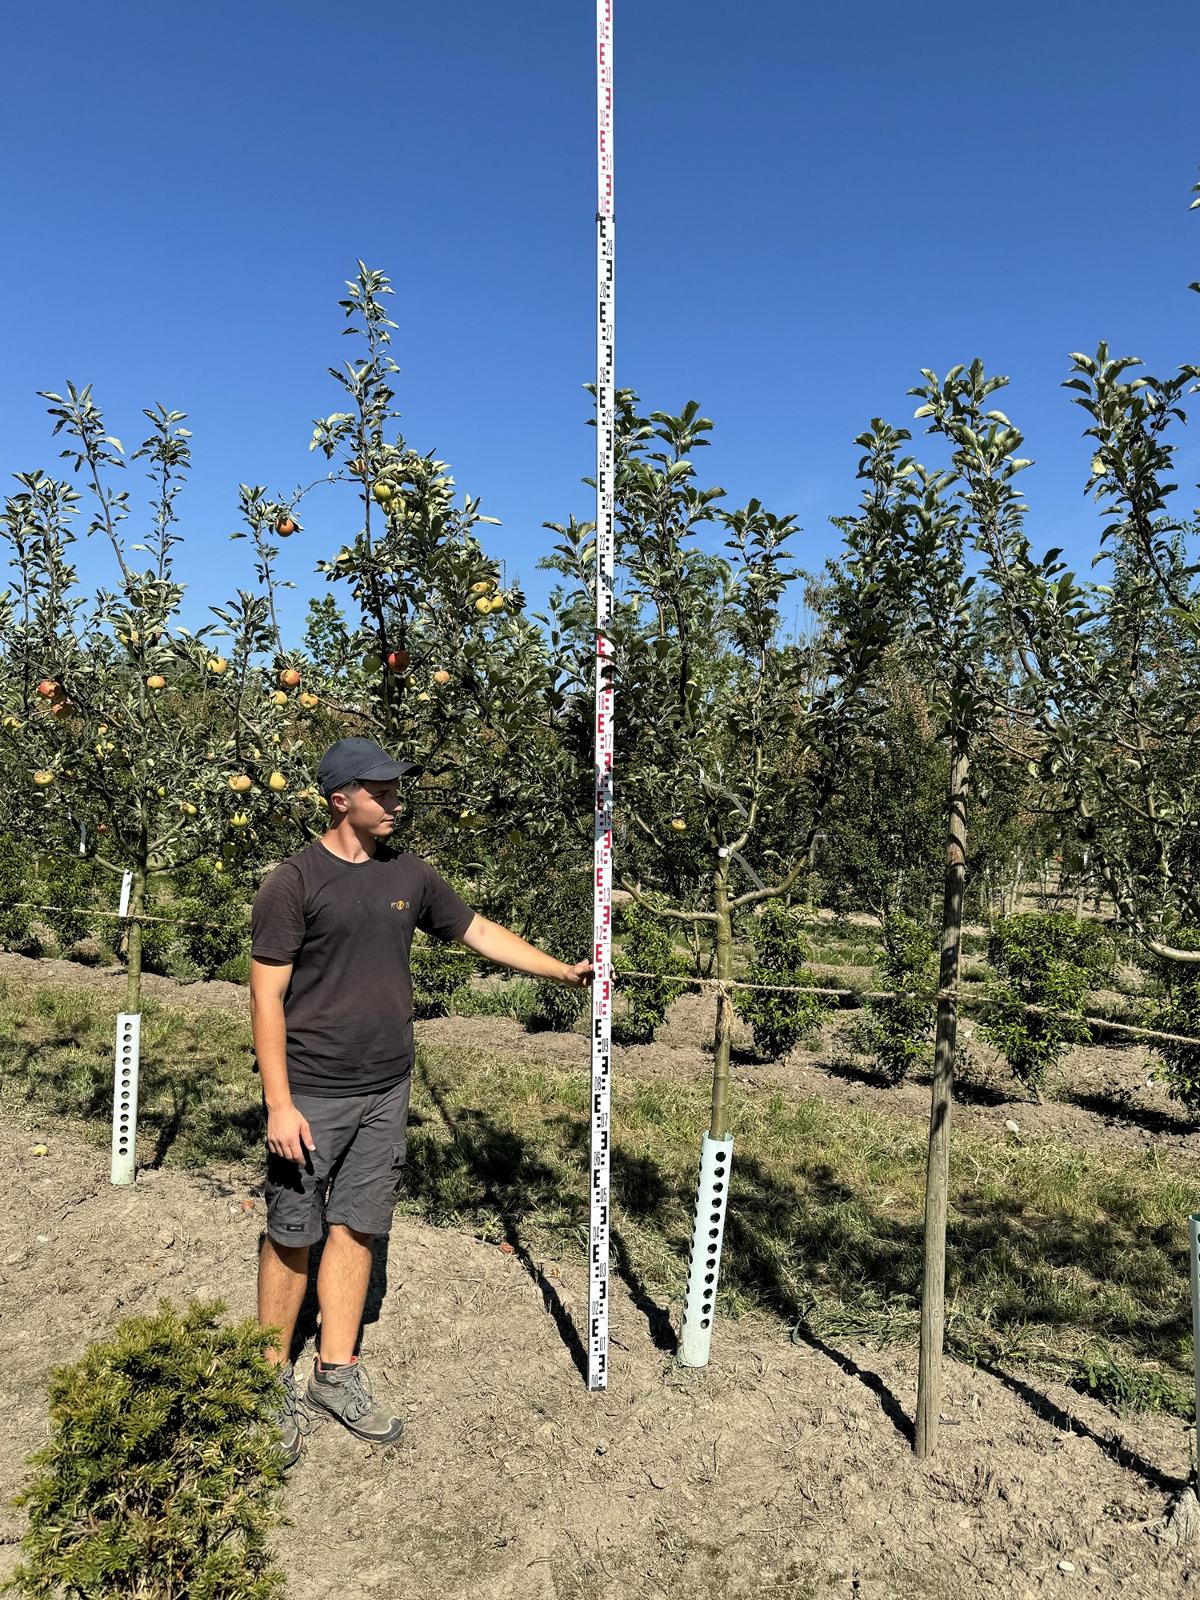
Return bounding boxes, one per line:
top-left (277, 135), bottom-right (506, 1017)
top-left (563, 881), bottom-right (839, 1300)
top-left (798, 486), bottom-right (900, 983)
top-left (251, 736), bottom-right (591, 1464)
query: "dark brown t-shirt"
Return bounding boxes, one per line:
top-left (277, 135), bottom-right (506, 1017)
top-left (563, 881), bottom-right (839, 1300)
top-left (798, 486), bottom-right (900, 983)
top-left (251, 840), bottom-right (475, 1096)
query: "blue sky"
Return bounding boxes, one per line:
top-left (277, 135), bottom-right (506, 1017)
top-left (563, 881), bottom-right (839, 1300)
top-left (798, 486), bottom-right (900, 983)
top-left (2, 0), bottom-right (1196, 644)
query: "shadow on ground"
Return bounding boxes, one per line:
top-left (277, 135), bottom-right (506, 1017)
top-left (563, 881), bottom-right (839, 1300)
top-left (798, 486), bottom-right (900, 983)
top-left (399, 1059), bottom-right (1190, 1473)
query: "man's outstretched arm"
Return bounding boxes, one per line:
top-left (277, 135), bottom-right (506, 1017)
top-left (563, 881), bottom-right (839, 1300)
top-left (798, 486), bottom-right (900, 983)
top-left (459, 914), bottom-right (593, 987)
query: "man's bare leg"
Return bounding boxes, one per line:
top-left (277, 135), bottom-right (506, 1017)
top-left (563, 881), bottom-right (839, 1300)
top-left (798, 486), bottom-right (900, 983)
top-left (316, 1223), bottom-right (373, 1365)
top-left (257, 1237), bottom-right (310, 1366)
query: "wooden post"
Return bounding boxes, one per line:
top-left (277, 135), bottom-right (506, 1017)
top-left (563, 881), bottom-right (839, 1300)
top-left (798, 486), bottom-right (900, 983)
top-left (124, 864), bottom-right (146, 1016)
top-left (915, 726), bottom-right (969, 1458)
top-left (709, 864), bottom-right (733, 1140)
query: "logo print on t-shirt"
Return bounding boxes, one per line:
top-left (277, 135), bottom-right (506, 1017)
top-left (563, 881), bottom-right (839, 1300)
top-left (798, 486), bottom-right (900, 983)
top-left (391, 899), bottom-right (408, 912)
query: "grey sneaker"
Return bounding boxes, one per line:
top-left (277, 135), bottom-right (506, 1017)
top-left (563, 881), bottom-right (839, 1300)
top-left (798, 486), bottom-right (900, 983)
top-left (305, 1358), bottom-right (406, 1445)
top-left (274, 1363), bottom-right (312, 1468)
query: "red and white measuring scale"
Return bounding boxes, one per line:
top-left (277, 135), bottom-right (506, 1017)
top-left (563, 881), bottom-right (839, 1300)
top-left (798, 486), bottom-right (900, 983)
top-left (589, 0), bottom-right (615, 1392)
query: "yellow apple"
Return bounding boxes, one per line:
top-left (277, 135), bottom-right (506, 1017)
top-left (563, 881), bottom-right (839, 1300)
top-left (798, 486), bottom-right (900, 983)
top-left (207, 656), bottom-right (229, 675)
top-left (32, 770), bottom-right (54, 786)
top-left (228, 774), bottom-right (253, 793)
top-left (146, 674), bottom-right (166, 690)
top-left (267, 772), bottom-right (287, 792)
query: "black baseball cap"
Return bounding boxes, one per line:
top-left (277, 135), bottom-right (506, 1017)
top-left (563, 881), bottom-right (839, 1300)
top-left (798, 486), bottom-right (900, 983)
top-left (317, 737), bottom-right (421, 798)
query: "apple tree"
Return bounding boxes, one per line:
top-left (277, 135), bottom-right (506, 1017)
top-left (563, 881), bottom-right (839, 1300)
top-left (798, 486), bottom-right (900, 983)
top-left (296, 265), bottom-right (576, 891)
top-left (0, 389), bottom-right (309, 1013)
top-left (543, 392), bottom-right (891, 1127)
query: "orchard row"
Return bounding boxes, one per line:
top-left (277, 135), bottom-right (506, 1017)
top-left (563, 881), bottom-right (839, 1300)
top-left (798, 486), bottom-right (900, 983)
top-left (1, 263), bottom-right (1197, 1101)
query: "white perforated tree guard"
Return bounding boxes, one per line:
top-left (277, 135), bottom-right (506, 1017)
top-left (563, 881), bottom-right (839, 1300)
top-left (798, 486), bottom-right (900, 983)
top-left (110, 1012), bottom-right (141, 1186)
top-left (679, 1134), bottom-right (733, 1367)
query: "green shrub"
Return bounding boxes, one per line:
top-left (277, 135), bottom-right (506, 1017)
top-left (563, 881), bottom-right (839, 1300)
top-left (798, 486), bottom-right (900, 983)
top-left (524, 867), bottom-right (592, 1034)
top-left (827, 918), bottom-right (883, 948)
top-left (174, 860), bottom-right (250, 980)
top-left (411, 931), bottom-right (479, 1019)
top-left (1146, 929), bottom-right (1200, 1116)
top-left (216, 952), bottom-right (252, 985)
top-left (733, 899), bottom-right (824, 1060)
top-left (978, 913), bottom-right (1109, 1096)
top-left (614, 901), bottom-right (687, 1043)
top-left (5, 1300), bottom-right (287, 1600)
top-left (864, 913), bottom-right (937, 1083)
top-left (36, 851), bottom-right (100, 954)
top-left (0, 835), bottom-right (39, 953)
top-left (454, 976), bottom-right (538, 1021)
top-left (528, 978), bottom-right (589, 1034)
top-left (138, 911), bottom-right (182, 977)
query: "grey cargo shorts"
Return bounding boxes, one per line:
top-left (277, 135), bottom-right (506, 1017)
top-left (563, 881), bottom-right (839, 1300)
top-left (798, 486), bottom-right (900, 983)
top-left (264, 1075), bottom-right (412, 1247)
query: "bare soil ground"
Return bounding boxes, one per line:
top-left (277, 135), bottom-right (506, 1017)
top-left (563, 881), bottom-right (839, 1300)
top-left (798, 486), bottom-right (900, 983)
top-left (1, 956), bottom-right (1199, 1596)
top-left (0, 1100), bottom-right (1194, 1600)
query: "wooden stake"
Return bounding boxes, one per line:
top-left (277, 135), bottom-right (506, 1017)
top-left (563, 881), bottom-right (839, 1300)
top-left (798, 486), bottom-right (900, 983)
top-left (916, 726), bottom-right (969, 1458)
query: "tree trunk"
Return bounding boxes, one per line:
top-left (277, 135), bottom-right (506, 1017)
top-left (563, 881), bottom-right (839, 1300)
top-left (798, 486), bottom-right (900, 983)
top-left (709, 864), bottom-right (734, 1140)
top-left (915, 726), bottom-right (969, 1459)
top-left (125, 865), bottom-right (146, 1015)
top-left (1005, 853), bottom-right (1022, 918)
